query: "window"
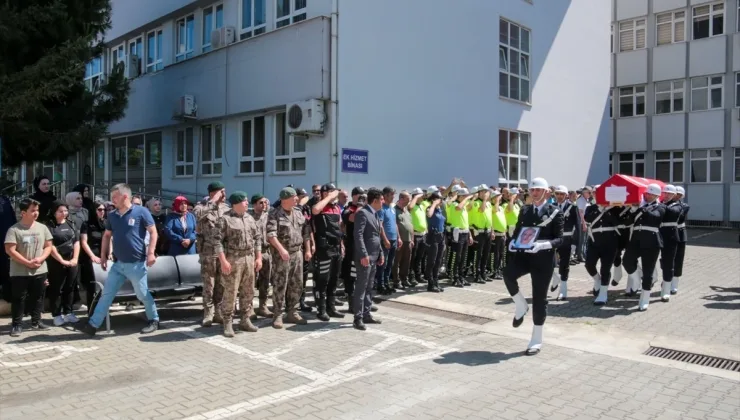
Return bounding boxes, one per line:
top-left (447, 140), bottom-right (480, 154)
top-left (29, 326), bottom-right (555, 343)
top-left (619, 85), bottom-right (646, 117)
top-left (655, 151), bottom-right (684, 183)
top-left (655, 80), bottom-right (684, 114)
top-left (609, 89), bottom-right (613, 118)
top-left (499, 19), bottom-right (531, 103)
top-left (203, 3), bottom-right (225, 52)
top-left (110, 44), bottom-right (125, 71)
top-left (274, 112), bottom-right (306, 172)
top-left (128, 36), bottom-right (143, 76)
top-left (239, 116), bottom-right (266, 174)
top-left (175, 128), bottom-right (194, 177)
top-left (200, 124), bottom-right (223, 175)
top-left (656, 10), bottom-right (686, 45)
top-left (734, 149), bottom-right (740, 182)
top-left (735, 73), bottom-right (740, 107)
top-left (691, 75), bottom-right (723, 111)
top-left (609, 154), bottom-right (615, 176)
top-left (618, 153), bottom-right (645, 177)
top-left (240, 0), bottom-right (266, 40)
top-left (618, 18), bottom-right (646, 52)
top-left (611, 24), bottom-right (614, 53)
top-left (497, 129), bottom-right (530, 187)
top-left (690, 149), bottom-right (722, 183)
top-left (84, 56), bottom-right (103, 91)
top-left (693, 2), bottom-right (724, 40)
top-left (146, 29), bottom-right (164, 72)
top-left (276, 0), bottom-right (307, 29)
top-left (176, 14), bottom-right (195, 62)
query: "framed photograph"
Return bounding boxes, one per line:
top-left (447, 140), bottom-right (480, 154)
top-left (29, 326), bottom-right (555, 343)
top-left (513, 227), bottom-right (540, 250)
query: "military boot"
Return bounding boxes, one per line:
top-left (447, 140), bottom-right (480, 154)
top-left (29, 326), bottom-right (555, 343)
top-left (202, 307), bottom-right (214, 327)
top-left (223, 320), bottom-right (235, 338)
top-left (326, 296), bottom-right (345, 319)
top-left (272, 312), bottom-right (284, 329)
top-left (316, 295), bottom-right (330, 321)
top-left (299, 292), bottom-right (312, 313)
top-left (254, 298), bottom-right (273, 318)
top-left (239, 317), bottom-right (259, 332)
top-left (213, 308), bottom-right (223, 324)
top-left (285, 310), bottom-right (308, 325)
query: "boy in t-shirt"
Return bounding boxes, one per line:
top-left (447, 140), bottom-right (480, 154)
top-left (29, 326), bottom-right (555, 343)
top-left (4, 198), bottom-right (53, 337)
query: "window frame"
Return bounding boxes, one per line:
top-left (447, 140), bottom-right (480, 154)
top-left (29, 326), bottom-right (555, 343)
top-left (498, 18), bottom-right (532, 104)
top-left (110, 43), bottom-right (125, 73)
top-left (200, 123), bottom-right (224, 176)
top-left (618, 152), bottom-right (646, 177)
top-left (238, 116), bottom-right (266, 175)
top-left (690, 75), bottom-right (724, 111)
top-left (735, 73), bottom-right (740, 108)
top-left (654, 151), bottom-right (685, 184)
top-left (145, 28), bottom-right (164, 73)
top-left (239, 0), bottom-right (267, 40)
top-left (690, 149), bottom-right (723, 184)
top-left (618, 17), bottom-right (646, 52)
top-left (655, 80), bottom-right (685, 114)
top-left (175, 127), bottom-right (195, 178)
top-left (127, 35), bottom-right (144, 77)
top-left (692, 2), bottom-right (725, 40)
top-left (734, 148), bottom-right (740, 182)
top-left (497, 128), bottom-right (531, 187)
top-left (276, 0), bottom-right (307, 29)
top-left (84, 56), bottom-right (104, 91)
top-left (656, 10), bottom-right (686, 46)
top-left (202, 3), bottom-right (225, 53)
top-left (175, 13), bottom-right (196, 62)
top-left (273, 112), bottom-right (307, 174)
top-left (618, 85), bottom-right (646, 118)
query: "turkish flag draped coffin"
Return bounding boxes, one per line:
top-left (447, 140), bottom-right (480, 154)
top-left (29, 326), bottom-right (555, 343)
top-left (595, 174), bottom-right (666, 205)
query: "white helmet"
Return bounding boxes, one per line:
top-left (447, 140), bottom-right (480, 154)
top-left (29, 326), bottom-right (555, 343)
top-left (426, 185), bottom-right (440, 194)
top-left (530, 177), bottom-right (549, 190)
top-left (554, 185), bottom-right (568, 194)
top-left (478, 184), bottom-right (489, 191)
top-left (663, 184), bottom-right (676, 194)
top-left (675, 186), bottom-right (685, 196)
top-left (450, 185), bottom-right (462, 194)
top-left (470, 185), bottom-right (480, 194)
top-left (410, 187), bottom-right (424, 195)
top-left (646, 183), bottom-right (662, 196)
top-left (459, 188), bottom-right (471, 196)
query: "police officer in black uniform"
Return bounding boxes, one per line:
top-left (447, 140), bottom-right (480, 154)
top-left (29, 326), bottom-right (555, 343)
top-left (611, 205), bottom-right (632, 292)
top-left (583, 203), bottom-right (622, 305)
top-left (549, 185), bottom-right (581, 301)
top-left (504, 177), bottom-right (564, 356)
top-left (311, 183), bottom-right (345, 321)
top-left (672, 186), bottom-right (689, 295)
top-left (658, 185), bottom-right (682, 302)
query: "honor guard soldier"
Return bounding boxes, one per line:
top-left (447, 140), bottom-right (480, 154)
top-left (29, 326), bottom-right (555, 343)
top-left (505, 177), bottom-right (564, 355)
top-left (658, 185), bottom-right (682, 302)
top-left (621, 183), bottom-right (666, 311)
top-left (249, 194), bottom-right (273, 318)
top-left (611, 205), bottom-right (632, 292)
top-left (583, 203), bottom-right (622, 305)
top-left (311, 183), bottom-right (345, 321)
top-left (214, 192), bottom-right (263, 337)
top-left (549, 185), bottom-right (581, 300)
top-left (266, 187), bottom-right (312, 329)
top-left (446, 186), bottom-right (474, 287)
top-left (468, 185), bottom-right (493, 284)
top-left (672, 186), bottom-right (689, 294)
top-left (193, 181), bottom-right (230, 326)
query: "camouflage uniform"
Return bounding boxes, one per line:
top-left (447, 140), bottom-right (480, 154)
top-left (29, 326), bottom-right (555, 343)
top-left (267, 204), bottom-right (311, 328)
top-left (193, 199), bottom-right (230, 325)
top-left (214, 208), bottom-right (261, 336)
top-left (249, 208), bottom-right (272, 317)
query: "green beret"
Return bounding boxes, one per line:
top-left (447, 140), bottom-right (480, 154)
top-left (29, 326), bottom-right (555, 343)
top-left (228, 191), bottom-right (248, 205)
top-left (279, 187), bottom-right (297, 199)
top-left (208, 181), bottom-right (226, 192)
top-left (250, 193), bottom-right (264, 204)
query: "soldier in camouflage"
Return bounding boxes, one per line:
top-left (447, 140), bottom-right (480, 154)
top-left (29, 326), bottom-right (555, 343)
top-left (193, 181), bottom-right (230, 326)
top-left (267, 187), bottom-right (312, 329)
top-left (214, 191), bottom-right (263, 337)
top-left (249, 193), bottom-right (273, 318)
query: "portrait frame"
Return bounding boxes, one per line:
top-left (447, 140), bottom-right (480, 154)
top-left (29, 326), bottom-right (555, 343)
top-left (513, 226), bottom-right (540, 250)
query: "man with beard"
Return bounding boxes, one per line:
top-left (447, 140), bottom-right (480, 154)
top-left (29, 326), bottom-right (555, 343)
top-left (341, 187), bottom-right (366, 312)
top-left (310, 183), bottom-right (345, 321)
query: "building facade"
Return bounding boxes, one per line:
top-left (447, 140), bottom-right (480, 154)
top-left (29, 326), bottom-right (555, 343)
top-left (9, 0), bottom-right (610, 204)
top-left (611, 0), bottom-right (740, 224)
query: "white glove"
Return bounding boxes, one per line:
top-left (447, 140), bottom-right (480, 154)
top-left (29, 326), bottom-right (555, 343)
top-left (570, 244), bottom-right (576, 254)
top-left (508, 241), bottom-right (517, 252)
top-left (525, 240), bottom-right (553, 254)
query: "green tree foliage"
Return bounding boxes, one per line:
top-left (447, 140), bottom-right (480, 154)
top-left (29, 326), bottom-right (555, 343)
top-left (0, 0), bottom-right (129, 167)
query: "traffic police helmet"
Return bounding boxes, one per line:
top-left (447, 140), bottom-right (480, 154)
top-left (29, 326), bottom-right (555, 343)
top-left (530, 178), bottom-right (549, 190)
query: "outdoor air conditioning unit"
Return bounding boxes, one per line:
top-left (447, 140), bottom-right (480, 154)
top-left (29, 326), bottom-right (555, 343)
top-left (173, 95), bottom-right (197, 120)
top-left (212, 26), bottom-right (236, 49)
top-left (126, 55), bottom-right (141, 78)
top-left (286, 99), bottom-right (326, 135)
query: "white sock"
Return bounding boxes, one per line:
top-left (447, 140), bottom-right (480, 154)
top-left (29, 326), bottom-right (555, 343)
top-left (558, 281), bottom-right (568, 299)
top-left (625, 271), bottom-right (637, 292)
top-left (612, 265), bottom-right (623, 284)
top-left (528, 325), bottom-right (543, 350)
top-left (639, 290), bottom-right (651, 311)
top-left (592, 274), bottom-right (601, 291)
top-left (595, 285), bottom-right (608, 303)
top-left (671, 277), bottom-right (680, 292)
top-left (513, 292), bottom-right (528, 319)
top-left (661, 281), bottom-right (671, 300)
top-left (550, 272), bottom-right (560, 289)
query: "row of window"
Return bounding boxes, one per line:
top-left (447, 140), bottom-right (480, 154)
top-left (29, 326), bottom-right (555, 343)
top-left (84, 0), bottom-right (307, 88)
top-left (499, 18), bottom-right (531, 104)
top-left (610, 149), bottom-right (740, 184)
top-left (498, 128), bottom-right (531, 187)
top-left (615, 1), bottom-right (726, 52)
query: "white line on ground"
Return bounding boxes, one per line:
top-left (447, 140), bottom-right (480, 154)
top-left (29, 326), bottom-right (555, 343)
top-left (0, 343), bottom-right (98, 368)
top-left (690, 230), bottom-right (719, 240)
top-left (266, 328), bottom-right (338, 357)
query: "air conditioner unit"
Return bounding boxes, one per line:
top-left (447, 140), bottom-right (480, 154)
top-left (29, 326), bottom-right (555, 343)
top-left (173, 95), bottom-right (197, 120)
top-left (212, 26), bottom-right (236, 49)
top-left (286, 99), bottom-right (326, 135)
top-left (126, 55), bottom-right (141, 78)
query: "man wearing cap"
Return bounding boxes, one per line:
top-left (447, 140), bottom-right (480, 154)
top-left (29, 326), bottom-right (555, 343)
top-left (408, 187), bottom-right (432, 286)
top-left (446, 185), bottom-right (474, 287)
top-left (658, 185), bottom-right (683, 302)
top-left (575, 187), bottom-right (592, 263)
top-left (549, 185), bottom-right (581, 300)
top-left (249, 194), bottom-right (273, 318)
top-left (424, 190), bottom-right (446, 292)
top-left (467, 185), bottom-right (493, 284)
top-left (671, 186), bottom-right (689, 295)
top-left (267, 187), bottom-right (312, 327)
top-left (489, 189), bottom-right (508, 280)
top-left (341, 187), bottom-right (365, 310)
top-left (583, 201), bottom-right (622, 305)
top-left (505, 177), bottom-right (564, 356)
top-left (214, 192), bottom-right (263, 337)
top-left (621, 183), bottom-right (666, 311)
top-left (193, 181), bottom-right (229, 326)
top-left (393, 190), bottom-right (415, 290)
top-left (311, 183), bottom-right (345, 321)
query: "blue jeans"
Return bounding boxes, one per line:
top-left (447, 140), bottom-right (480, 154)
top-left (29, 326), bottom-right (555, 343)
top-left (89, 261), bottom-right (159, 328)
top-left (375, 241), bottom-right (397, 287)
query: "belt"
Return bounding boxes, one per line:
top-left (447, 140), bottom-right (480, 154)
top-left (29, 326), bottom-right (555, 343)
top-left (660, 222), bottom-right (678, 227)
top-left (677, 223), bottom-right (686, 229)
top-left (472, 228), bottom-right (491, 236)
top-left (563, 227), bottom-right (575, 237)
top-left (633, 226), bottom-right (659, 232)
top-left (414, 231), bottom-right (426, 236)
top-left (493, 231), bottom-right (506, 237)
top-left (591, 227), bottom-right (618, 233)
top-left (617, 225), bottom-right (627, 229)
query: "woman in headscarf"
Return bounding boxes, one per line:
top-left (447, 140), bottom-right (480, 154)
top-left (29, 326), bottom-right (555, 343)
top-left (79, 201), bottom-right (107, 312)
top-left (65, 191), bottom-right (88, 310)
top-left (45, 200), bottom-right (80, 326)
top-left (72, 184), bottom-right (95, 214)
top-left (164, 196), bottom-right (197, 256)
top-left (31, 175), bottom-right (56, 224)
top-left (146, 198), bottom-right (169, 256)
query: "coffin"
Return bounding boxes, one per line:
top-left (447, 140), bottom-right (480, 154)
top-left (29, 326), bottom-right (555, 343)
top-left (594, 174), bottom-right (666, 205)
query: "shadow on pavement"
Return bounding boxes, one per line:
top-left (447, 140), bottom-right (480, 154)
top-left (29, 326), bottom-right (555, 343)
top-left (493, 291), bottom-right (643, 320)
top-left (433, 350), bottom-right (522, 366)
top-left (703, 286), bottom-right (740, 311)
top-left (686, 229), bottom-right (740, 249)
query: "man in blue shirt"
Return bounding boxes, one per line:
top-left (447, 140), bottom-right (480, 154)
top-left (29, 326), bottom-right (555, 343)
top-left (376, 187), bottom-right (399, 294)
top-left (79, 183), bottom-right (160, 336)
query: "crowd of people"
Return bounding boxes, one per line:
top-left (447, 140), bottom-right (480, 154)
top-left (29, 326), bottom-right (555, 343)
top-left (1, 175), bottom-right (690, 356)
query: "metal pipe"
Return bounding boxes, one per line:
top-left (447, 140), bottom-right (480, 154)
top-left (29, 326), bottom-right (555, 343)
top-left (329, 0), bottom-right (339, 184)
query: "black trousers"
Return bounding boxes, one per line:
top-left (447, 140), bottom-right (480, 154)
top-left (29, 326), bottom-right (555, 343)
top-left (503, 251), bottom-right (554, 326)
top-left (556, 237), bottom-right (574, 281)
top-left (613, 229), bottom-right (629, 267)
top-left (674, 242), bottom-right (686, 277)
top-left (490, 234), bottom-right (506, 274)
top-left (584, 238), bottom-right (618, 286)
top-left (473, 231), bottom-right (492, 278)
top-left (410, 233), bottom-right (427, 280)
top-left (10, 275), bottom-right (47, 327)
top-left (46, 258), bottom-right (79, 317)
top-left (78, 260), bottom-right (98, 310)
top-left (314, 251), bottom-right (340, 299)
top-left (660, 240), bottom-right (678, 282)
top-left (425, 232), bottom-right (446, 280)
top-left (622, 245), bottom-right (661, 290)
top-left (449, 232), bottom-right (470, 280)
top-left (342, 245), bottom-right (355, 297)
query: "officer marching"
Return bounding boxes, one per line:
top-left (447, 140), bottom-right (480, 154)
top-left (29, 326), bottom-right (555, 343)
top-left (658, 185), bottom-right (682, 302)
top-left (214, 192), bottom-right (263, 337)
top-left (549, 185), bottom-right (581, 301)
top-left (583, 201), bottom-right (622, 306)
top-left (671, 186), bottom-right (690, 294)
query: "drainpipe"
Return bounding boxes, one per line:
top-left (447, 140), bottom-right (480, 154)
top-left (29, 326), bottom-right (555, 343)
top-left (329, 0), bottom-right (339, 185)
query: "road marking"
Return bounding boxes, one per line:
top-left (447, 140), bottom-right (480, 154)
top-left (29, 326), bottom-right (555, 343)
top-left (690, 230), bottom-right (719, 240)
top-left (266, 328), bottom-right (337, 357)
top-left (449, 287), bottom-right (511, 297)
top-left (0, 344), bottom-right (98, 368)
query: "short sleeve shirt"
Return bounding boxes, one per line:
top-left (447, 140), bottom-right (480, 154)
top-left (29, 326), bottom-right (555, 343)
top-left (395, 205), bottom-right (414, 242)
top-left (377, 204), bottom-right (398, 241)
top-left (105, 205), bottom-right (155, 263)
top-left (4, 222), bottom-right (53, 277)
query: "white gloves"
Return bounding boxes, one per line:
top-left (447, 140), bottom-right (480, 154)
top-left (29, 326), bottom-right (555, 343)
top-left (508, 241), bottom-right (517, 252)
top-left (525, 241), bottom-right (553, 253)
top-left (570, 244), bottom-right (576, 254)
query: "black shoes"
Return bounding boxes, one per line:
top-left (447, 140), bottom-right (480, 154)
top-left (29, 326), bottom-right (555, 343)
top-left (77, 322), bottom-right (97, 337)
top-left (10, 325), bottom-right (22, 337)
top-left (141, 321), bottom-right (159, 334)
top-left (353, 319), bottom-right (366, 331)
top-left (30, 321), bottom-right (50, 331)
top-left (363, 315), bottom-right (382, 324)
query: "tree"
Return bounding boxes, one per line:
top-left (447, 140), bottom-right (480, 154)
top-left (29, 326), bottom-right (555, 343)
top-left (0, 0), bottom-right (130, 167)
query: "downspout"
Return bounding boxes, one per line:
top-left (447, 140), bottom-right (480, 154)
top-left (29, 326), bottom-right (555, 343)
top-left (329, 0), bottom-right (339, 184)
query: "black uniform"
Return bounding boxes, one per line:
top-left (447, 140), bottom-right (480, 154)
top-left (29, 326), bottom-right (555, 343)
top-left (674, 200), bottom-right (690, 278)
top-left (554, 201), bottom-right (580, 283)
top-left (504, 203), bottom-right (564, 326)
top-left (45, 219), bottom-right (79, 318)
top-left (341, 202), bottom-right (359, 299)
top-left (613, 207), bottom-right (632, 269)
top-left (659, 200), bottom-right (683, 284)
top-left (312, 202), bottom-right (343, 318)
top-left (622, 201), bottom-right (666, 290)
top-left (583, 205), bottom-right (622, 286)
top-left (470, 198), bottom-right (492, 283)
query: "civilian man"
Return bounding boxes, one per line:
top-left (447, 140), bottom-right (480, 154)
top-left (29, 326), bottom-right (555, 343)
top-left (353, 188), bottom-right (384, 331)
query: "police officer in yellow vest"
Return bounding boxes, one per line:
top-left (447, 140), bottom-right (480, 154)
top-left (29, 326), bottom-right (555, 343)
top-left (446, 185), bottom-right (474, 287)
top-left (489, 189), bottom-right (508, 279)
top-left (408, 188), bottom-right (429, 286)
top-left (468, 185), bottom-right (493, 284)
